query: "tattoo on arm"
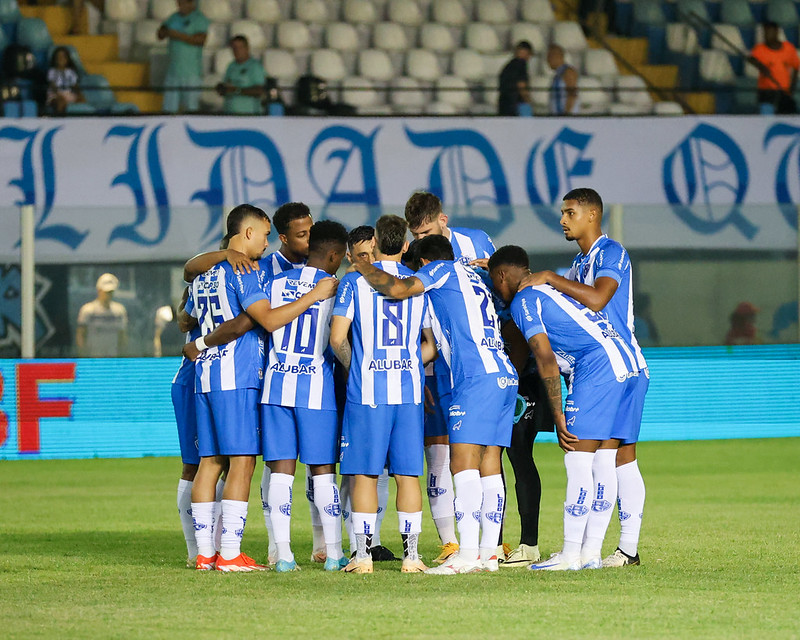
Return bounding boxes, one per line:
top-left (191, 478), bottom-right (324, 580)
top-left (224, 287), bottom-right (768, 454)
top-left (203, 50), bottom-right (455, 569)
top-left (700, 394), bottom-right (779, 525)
top-left (332, 339), bottom-right (351, 375)
top-left (360, 264), bottom-right (418, 298)
top-left (542, 374), bottom-right (562, 416)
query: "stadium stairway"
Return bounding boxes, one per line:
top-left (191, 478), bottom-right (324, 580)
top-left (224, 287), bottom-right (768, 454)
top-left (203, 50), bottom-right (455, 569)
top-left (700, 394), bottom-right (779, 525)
top-left (20, 2), bottom-right (158, 112)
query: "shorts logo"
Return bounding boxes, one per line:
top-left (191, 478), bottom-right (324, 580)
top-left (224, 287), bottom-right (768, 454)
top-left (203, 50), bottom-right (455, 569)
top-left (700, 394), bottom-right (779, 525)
top-left (496, 376), bottom-right (518, 390)
top-left (452, 420), bottom-right (462, 431)
top-left (325, 503), bottom-right (341, 517)
top-left (485, 511), bottom-right (503, 524)
top-left (427, 487), bottom-right (446, 497)
top-left (565, 504), bottom-right (589, 517)
top-left (472, 510), bottom-right (482, 522)
top-left (592, 499), bottom-right (612, 512)
top-left (280, 503), bottom-right (292, 516)
top-left (455, 510), bottom-right (464, 522)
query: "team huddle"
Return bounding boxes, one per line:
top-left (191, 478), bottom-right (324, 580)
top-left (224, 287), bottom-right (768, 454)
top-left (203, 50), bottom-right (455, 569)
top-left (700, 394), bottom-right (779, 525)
top-left (171, 188), bottom-right (649, 574)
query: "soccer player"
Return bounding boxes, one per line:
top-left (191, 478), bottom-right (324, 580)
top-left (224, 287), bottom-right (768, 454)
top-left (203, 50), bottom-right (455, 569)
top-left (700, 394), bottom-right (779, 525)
top-left (353, 234), bottom-right (518, 574)
top-left (261, 221), bottom-right (349, 573)
top-left (403, 191), bottom-right (497, 564)
top-left (188, 205), bottom-right (337, 571)
top-left (488, 245), bottom-right (639, 571)
top-left (330, 215), bottom-right (436, 574)
top-left (521, 188), bottom-right (649, 567)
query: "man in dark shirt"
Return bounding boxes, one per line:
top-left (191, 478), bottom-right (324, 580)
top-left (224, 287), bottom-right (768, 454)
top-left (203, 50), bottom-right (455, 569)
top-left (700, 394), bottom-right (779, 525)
top-left (498, 41), bottom-right (533, 116)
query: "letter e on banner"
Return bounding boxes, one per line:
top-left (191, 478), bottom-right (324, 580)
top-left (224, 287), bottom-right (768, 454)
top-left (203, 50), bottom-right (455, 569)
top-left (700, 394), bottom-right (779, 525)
top-left (16, 362), bottom-right (76, 454)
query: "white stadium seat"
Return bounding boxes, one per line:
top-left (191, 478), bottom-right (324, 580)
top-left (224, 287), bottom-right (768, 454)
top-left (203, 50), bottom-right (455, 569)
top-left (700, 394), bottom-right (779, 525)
top-left (451, 48), bottom-right (485, 82)
top-left (204, 23), bottom-right (229, 51)
top-left (311, 49), bottom-right (347, 82)
top-left (465, 23), bottom-right (501, 53)
top-left (229, 20), bottom-right (265, 51)
top-left (583, 48), bottom-right (619, 83)
top-left (388, 0), bottom-right (424, 26)
top-left (551, 21), bottom-right (588, 53)
top-left (246, 0), bottom-right (282, 22)
top-left (435, 75), bottom-right (471, 108)
top-left (653, 101), bottom-right (685, 115)
top-left (372, 22), bottom-right (408, 51)
top-left (530, 74), bottom-right (553, 111)
top-left (134, 19), bottom-right (162, 47)
top-left (483, 52), bottom-right (511, 77)
top-left (431, 0), bottom-right (468, 26)
top-left (577, 76), bottom-right (610, 114)
top-left (263, 49), bottom-right (299, 81)
top-left (711, 24), bottom-right (747, 56)
top-left (358, 49), bottom-right (395, 82)
top-left (199, 0), bottom-right (234, 22)
top-left (277, 21), bottom-right (312, 50)
top-left (520, 0), bottom-right (555, 23)
top-left (294, 0), bottom-right (329, 23)
top-left (608, 102), bottom-right (651, 115)
top-left (201, 72), bottom-right (225, 111)
top-left (510, 23), bottom-right (547, 54)
top-left (420, 23), bottom-right (457, 53)
top-left (699, 49), bottom-right (736, 84)
top-left (343, 0), bottom-right (378, 24)
top-left (666, 23), bottom-right (699, 55)
top-left (390, 76), bottom-right (426, 109)
top-left (149, 0), bottom-right (175, 21)
top-left (477, 0), bottom-right (510, 24)
top-left (106, 0), bottom-right (141, 22)
top-left (214, 47), bottom-right (234, 74)
top-left (405, 49), bottom-right (442, 82)
top-left (426, 101), bottom-right (459, 114)
top-left (325, 22), bottom-right (360, 51)
top-left (341, 76), bottom-right (384, 109)
top-left (615, 75), bottom-right (653, 109)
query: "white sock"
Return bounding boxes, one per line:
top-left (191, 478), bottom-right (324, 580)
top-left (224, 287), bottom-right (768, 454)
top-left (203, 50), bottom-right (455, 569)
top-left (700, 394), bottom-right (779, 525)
top-left (582, 449), bottom-right (618, 561)
top-left (177, 479), bottom-right (197, 559)
top-left (616, 460), bottom-right (646, 556)
top-left (373, 468), bottom-right (390, 546)
top-left (219, 499), bottom-right (248, 561)
top-left (452, 469), bottom-right (482, 562)
top-left (268, 472), bottom-right (294, 562)
top-left (479, 474), bottom-right (505, 560)
top-left (351, 511), bottom-right (377, 560)
top-left (340, 476), bottom-right (356, 553)
top-left (398, 511), bottom-right (422, 560)
top-left (191, 501), bottom-right (215, 559)
top-left (426, 444), bottom-right (457, 545)
top-left (562, 451), bottom-right (594, 563)
top-left (260, 466), bottom-right (276, 560)
top-left (313, 473), bottom-right (343, 561)
top-left (306, 466), bottom-right (325, 553)
top-left (213, 478), bottom-right (225, 551)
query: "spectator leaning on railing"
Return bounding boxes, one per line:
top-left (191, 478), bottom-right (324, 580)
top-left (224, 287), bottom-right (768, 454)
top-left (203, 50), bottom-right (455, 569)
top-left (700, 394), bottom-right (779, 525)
top-left (749, 21), bottom-right (799, 115)
top-left (216, 35), bottom-right (266, 115)
top-left (157, 0), bottom-right (208, 114)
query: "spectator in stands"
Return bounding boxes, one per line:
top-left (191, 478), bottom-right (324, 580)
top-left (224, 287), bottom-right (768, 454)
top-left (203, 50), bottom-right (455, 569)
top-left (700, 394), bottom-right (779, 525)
top-left (216, 35), bottom-right (266, 115)
top-left (749, 21), bottom-right (799, 115)
top-left (157, 0), bottom-right (208, 114)
top-left (153, 302), bottom-right (185, 357)
top-left (547, 44), bottom-right (579, 115)
top-left (76, 273), bottom-right (128, 357)
top-left (47, 46), bottom-right (83, 115)
top-left (724, 301), bottom-right (762, 346)
top-left (498, 41), bottom-right (534, 116)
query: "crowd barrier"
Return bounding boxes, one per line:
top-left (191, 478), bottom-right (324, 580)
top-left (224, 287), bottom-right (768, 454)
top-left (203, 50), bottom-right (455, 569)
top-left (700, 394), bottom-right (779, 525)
top-left (1, 344), bottom-right (798, 460)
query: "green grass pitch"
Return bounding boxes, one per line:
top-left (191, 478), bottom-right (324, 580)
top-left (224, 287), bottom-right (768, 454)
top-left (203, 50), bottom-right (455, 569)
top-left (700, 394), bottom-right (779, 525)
top-left (1, 438), bottom-right (798, 639)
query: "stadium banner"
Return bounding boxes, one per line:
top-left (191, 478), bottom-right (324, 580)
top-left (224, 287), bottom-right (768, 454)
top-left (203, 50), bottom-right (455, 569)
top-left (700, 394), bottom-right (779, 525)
top-left (1, 345), bottom-right (799, 461)
top-left (1, 115), bottom-right (799, 264)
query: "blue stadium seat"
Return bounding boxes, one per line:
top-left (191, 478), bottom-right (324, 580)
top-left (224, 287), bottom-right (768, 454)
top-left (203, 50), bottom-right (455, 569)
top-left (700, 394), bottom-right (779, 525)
top-left (16, 17), bottom-right (53, 68)
top-left (110, 102), bottom-right (140, 114)
top-left (65, 102), bottom-right (97, 115)
top-left (767, 0), bottom-right (800, 25)
top-left (720, 0), bottom-right (754, 25)
top-left (732, 76), bottom-right (758, 113)
top-left (677, 0), bottom-right (711, 22)
top-left (80, 74), bottom-right (116, 112)
top-left (0, 0), bottom-right (18, 41)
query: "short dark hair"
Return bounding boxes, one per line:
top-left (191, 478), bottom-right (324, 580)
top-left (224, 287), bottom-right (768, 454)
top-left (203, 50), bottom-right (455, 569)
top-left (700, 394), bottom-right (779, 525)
top-left (347, 225), bottom-right (374, 250)
top-left (488, 245), bottom-right (529, 272)
top-left (404, 192), bottom-right (442, 229)
top-left (402, 239), bottom-right (422, 271)
top-left (309, 220), bottom-right (348, 255)
top-left (226, 203), bottom-right (270, 236)
top-left (416, 234), bottom-right (454, 262)
top-left (230, 34), bottom-right (249, 47)
top-left (375, 215), bottom-right (408, 255)
top-left (515, 40), bottom-right (532, 52)
top-left (763, 20), bottom-right (779, 30)
top-left (562, 187), bottom-right (603, 214)
top-left (273, 202), bottom-right (311, 235)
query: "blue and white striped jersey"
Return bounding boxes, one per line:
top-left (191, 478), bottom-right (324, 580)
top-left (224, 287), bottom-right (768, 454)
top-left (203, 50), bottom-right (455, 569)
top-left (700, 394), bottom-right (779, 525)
top-left (172, 321), bottom-right (201, 387)
top-left (565, 235), bottom-right (647, 371)
top-left (510, 285), bottom-right (638, 387)
top-left (257, 250), bottom-right (305, 290)
top-left (449, 226), bottom-right (496, 266)
top-left (333, 261), bottom-right (429, 406)
top-left (261, 266), bottom-right (337, 410)
top-left (189, 263), bottom-right (267, 393)
top-left (415, 260), bottom-right (515, 387)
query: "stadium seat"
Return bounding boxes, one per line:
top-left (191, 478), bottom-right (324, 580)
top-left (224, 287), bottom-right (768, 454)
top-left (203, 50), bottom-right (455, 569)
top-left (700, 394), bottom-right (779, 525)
top-left (608, 102), bottom-right (651, 115)
top-left (767, 0), bottom-right (800, 25)
top-left (720, 0), bottom-right (754, 26)
top-left (387, 0), bottom-right (423, 26)
top-left (0, 0), bottom-right (20, 25)
top-left (699, 49), bottom-right (736, 84)
top-left (325, 22), bottom-right (359, 51)
top-left (150, 0), bottom-right (175, 21)
top-left (229, 20), bottom-right (266, 51)
top-left (451, 48), bottom-right (485, 82)
top-left (358, 48), bottom-right (394, 82)
top-left (426, 101), bottom-right (459, 115)
top-left (343, 0), bottom-right (378, 24)
top-left (263, 48), bottom-right (300, 84)
top-left (465, 24), bottom-right (501, 53)
top-left (583, 48), bottom-right (619, 85)
top-left (477, 0), bottom-right (510, 24)
top-left (633, 0), bottom-right (666, 27)
top-left (653, 100), bottom-right (685, 115)
top-left (200, 71), bottom-right (224, 111)
top-left (520, 0), bottom-right (555, 23)
top-left (405, 48), bottom-right (441, 82)
top-left (372, 22), bottom-right (408, 51)
top-left (46, 43), bottom-right (86, 75)
top-left (106, 0), bottom-right (142, 21)
top-left (435, 75), bottom-right (471, 109)
top-left (615, 74), bottom-right (653, 110)
top-left (666, 23), bottom-right (700, 55)
top-left (65, 102), bottom-right (98, 115)
top-left (277, 20), bottom-right (311, 50)
top-left (430, 0), bottom-right (468, 26)
top-left (133, 18), bottom-right (162, 48)
top-left (420, 23), bottom-right (457, 53)
top-left (82, 74), bottom-right (117, 111)
top-left (711, 24), bottom-right (747, 55)
top-left (199, 0), bottom-right (234, 22)
top-left (733, 76), bottom-right (758, 113)
top-left (341, 75), bottom-right (385, 110)
top-left (16, 17), bottom-right (53, 67)
top-left (294, 0), bottom-right (329, 23)
top-left (310, 48), bottom-right (347, 82)
top-left (676, 0), bottom-right (709, 22)
top-left (529, 74), bottom-right (551, 111)
top-left (510, 23), bottom-right (547, 55)
top-left (390, 76), bottom-right (426, 112)
top-left (214, 47), bottom-right (234, 74)
top-left (246, 0), bottom-right (282, 22)
top-left (551, 21), bottom-right (588, 54)
top-left (577, 76), bottom-right (610, 114)
top-left (205, 23), bottom-right (229, 51)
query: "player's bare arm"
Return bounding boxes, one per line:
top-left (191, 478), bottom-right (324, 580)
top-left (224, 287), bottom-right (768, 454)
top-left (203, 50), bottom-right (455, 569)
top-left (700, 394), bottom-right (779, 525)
top-left (182, 313), bottom-right (255, 361)
top-left (354, 262), bottom-right (425, 300)
top-left (183, 249), bottom-right (258, 282)
top-left (528, 332), bottom-right (577, 452)
top-left (246, 277), bottom-right (338, 333)
top-left (421, 328), bottom-right (438, 365)
top-left (177, 287), bottom-right (197, 333)
top-left (519, 271), bottom-right (618, 313)
top-left (501, 320), bottom-right (529, 376)
top-left (329, 315), bottom-right (353, 376)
